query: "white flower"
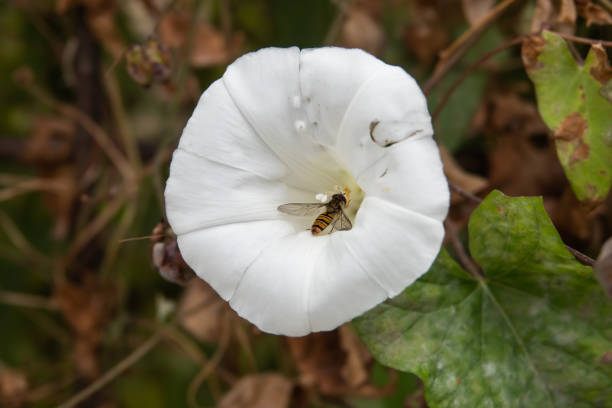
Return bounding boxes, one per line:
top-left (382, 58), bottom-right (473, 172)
top-left (165, 47), bottom-right (449, 337)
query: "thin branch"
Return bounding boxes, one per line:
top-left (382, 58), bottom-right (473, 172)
top-left (552, 31), bottom-right (612, 48)
top-left (445, 219), bottom-right (485, 280)
top-left (432, 37), bottom-right (524, 122)
top-left (449, 182), bottom-right (483, 204)
top-left (565, 245), bottom-right (595, 266)
top-left (0, 290), bottom-right (58, 310)
top-left (57, 333), bottom-right (161, 408)
top-left (324, 0), bottom-right (353, 45)
top-left (0, 178), bottom-right (70, 202)
top-left (15, 71), bottom-right (135, 182)
top-left (423, 0), bottom-right (524, 95)
top-left (187, 317), bottom-right (232, 408)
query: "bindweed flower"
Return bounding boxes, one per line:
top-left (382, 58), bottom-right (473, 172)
top-left (165, 47), bottom-right (449, 336)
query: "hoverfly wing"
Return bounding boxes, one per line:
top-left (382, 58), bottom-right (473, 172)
top-left (277, 202), bottom-right (326, 216)
top-left (330, 209), bottom-right (352, 232)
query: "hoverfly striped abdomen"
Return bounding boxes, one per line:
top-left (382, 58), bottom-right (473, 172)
top-left (311, 211), bottom-right (337, 235)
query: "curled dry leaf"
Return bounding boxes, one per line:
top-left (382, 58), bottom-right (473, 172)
top-left (178, 278), bottom-right (235, 344)
top-left (530, 0), bottom-right (576, 34)
top-left (54, 274), bottom-right (116, 379)
top-left (287, 325), bottom-right (394, 397)
top-left (576, 0), bottom-right (612, 26)
top-left (217, 374), bottom-right (293, 408)
top-left (151, 221), bottom-right (195, 285)
top-left (595, 237), bottom-right (612, 298)
top-left (0, 366), bottom-right (28, 408)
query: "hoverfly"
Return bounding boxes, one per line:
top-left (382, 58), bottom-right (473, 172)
top-left (277, 189), bottom-right (352, 235)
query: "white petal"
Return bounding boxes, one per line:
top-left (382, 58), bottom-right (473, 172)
top-left (357, 136), bottom-right (449, 222)
top-left (299, 47), bottom-right (386, 148)
top-left (165, 149), bottom-right (312, 235)
top-left (230, 232), bottom-right (328, 336)
top-left (222, 47), bottom-right (345, 191)
top-left (177, 220), bottom-right (294, 300)
top-left (337, 65), bottom-right (433, 178)
top-left (178, 79), bottom-right (286, 180)
top-left (341, 196), bottom-right (444, 297)
top-left (308, 234), bottom-right (388, 332)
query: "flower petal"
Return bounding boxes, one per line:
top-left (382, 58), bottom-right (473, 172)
top-left (307, 234), bottom-right (388, 332)
top-left (230, 232), bottom-right (328, 336)
top-left (299, 47), bottom-right (386, 148)
top-left (357, 136), bottom-right (449, 222)
top-left (222, 47), bottom-right (345, 191)
top-left (165, 149), bottom-right (312, 235)
top-left (341, 196), bottom-right (445, 297)
top-left (177, 220), bottom-right (294, 300)
top-left (337, 65), bottom-right (433, 178)
top-left (178, 79), bottom-right (286, 180)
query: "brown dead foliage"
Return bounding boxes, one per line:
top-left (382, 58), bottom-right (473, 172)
top-left (521, 35), bottom-right (547, 74)
top-left (0, 366), bottom-right (28, 408)
top-left (404, 2), bottom-right (449, 65)
top-left (56, 0), bottom-right (124, 58)
top-left (483, 91), bottom-right (566, 197)
top-left (530, 0), bottom-right (576, 33)
top-left (24, 117), bottom-right (78, 239)
top-left (178, 279), bottom-right (236, 344)
top-left (157, 11), bottom-right (244, 68)
top-left (54, 274), bottom-right (116, 380)
top-left (337, 3), bottom-right (385, 57)
top-left (589, 44), bottom-right (612, 84)
top-left (461, 0), bottom-right (495, 25)
top-left (287, 325), bottom-right (395, 398)
top-left (576, 0), bottom-right (612, 26)
top-left (217, 373), bottom-right (293, 408)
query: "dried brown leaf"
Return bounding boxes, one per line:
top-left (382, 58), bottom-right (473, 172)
top-left (178, 279), bottom-right (234, 344)
top-left (287, 325), bottom-right (393, 397)
top-left (404, 3), bottom-right (449, 65)
top-left (158, 11), bottom-right (244, 68)
top-left (217, 374), bottom-right (293, 408)
top-left (461, 0), bottom-right (495, 25)
top-left (577, 0), bottom-right (612, 26)
top-left (338, 6), bottom-right (385, 56)
top-left (54, 274), bottom-right (116, 379)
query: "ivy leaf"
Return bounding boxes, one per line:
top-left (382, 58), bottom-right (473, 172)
top-left (355, 190), bottom-right (612, 408)
top-left (522, 30), bottom-right (612, 202)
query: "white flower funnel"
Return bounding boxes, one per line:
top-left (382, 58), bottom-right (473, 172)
top-left (165, 47), bottom-right (449, 336)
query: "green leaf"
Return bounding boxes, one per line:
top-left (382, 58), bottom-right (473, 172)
top-left (523, 30), bottom-right (612, 201)
top-left (355, 190), bottom-right (612, 408)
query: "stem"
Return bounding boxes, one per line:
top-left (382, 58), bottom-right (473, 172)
top-left (423, 0), bottom-right (524, 95)
top-left (57, 333), bottom-right (162, 408)
top-left (552, 31), bottom-right (612, 47)
top-left (432, 36), bottom-right (524, 122)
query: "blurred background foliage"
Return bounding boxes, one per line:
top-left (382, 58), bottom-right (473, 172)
top-left (0, 0), bottom-right (611, 407)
